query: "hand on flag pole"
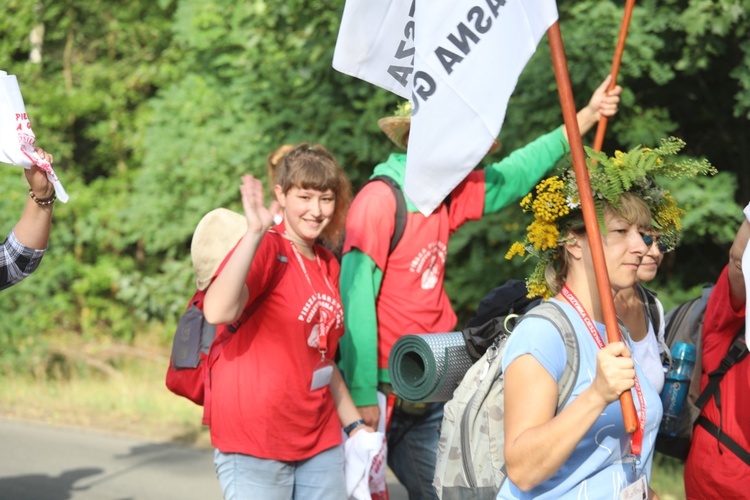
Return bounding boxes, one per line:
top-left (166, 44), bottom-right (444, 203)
top-left (333, 0), bottom-right (558, 214)
top-left (0, 70), bottom-right (68, 203)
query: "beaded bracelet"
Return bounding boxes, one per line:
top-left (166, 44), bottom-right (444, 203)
top-left (29, 189), bottom-right (56, 206)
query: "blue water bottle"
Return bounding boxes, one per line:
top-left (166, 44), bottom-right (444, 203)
top-left (659, 342), bottom-right (697, 436)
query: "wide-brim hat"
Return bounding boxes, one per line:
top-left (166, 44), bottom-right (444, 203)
top-left (191, 208), bottom-right (247, 291)
top-left (377, 114), bottom-right (501, 154)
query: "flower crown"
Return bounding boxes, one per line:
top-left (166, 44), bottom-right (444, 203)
top-left (505, 137), bottom-right (717, 299)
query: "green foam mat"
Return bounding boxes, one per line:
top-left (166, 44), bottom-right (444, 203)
top-left (388, 332), bottom-right (476, 403)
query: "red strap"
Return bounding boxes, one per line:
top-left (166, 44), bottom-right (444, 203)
top-left (385, 393), bottom-right (396, 433)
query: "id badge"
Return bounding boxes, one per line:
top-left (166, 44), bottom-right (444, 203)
top-left (619, 475), bottom-right (647, 500)
top-left (310, 359), bottom-right (334, 391)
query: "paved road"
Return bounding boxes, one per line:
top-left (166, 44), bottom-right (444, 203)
top-left (0, 418), bottom-right (408, 500)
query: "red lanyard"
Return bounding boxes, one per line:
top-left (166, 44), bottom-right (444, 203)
top-left (561, 285), bottom-right (646, 456)
top-left (286, 236), bottom-right (336, 354)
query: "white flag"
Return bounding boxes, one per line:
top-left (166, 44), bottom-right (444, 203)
top-left (333, 0), bottom-right (415, 100)
top-left (0, 70), bottom-right (69, 203)
top-left (334, 0), bottom-right (558, 214)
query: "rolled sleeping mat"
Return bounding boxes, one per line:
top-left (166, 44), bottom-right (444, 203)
top-left (388, 332), bottom-right (476, 403)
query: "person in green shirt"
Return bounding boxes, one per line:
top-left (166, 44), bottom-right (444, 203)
top-left (339, 76), bottom-right (622, 499)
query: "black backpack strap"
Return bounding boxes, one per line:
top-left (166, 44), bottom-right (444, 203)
top-left (694, 327), bottom-right (747, 411)
top-left (638, 284), bottom-right (670, 366)
top-left (367, 175), bottom-right (407, 255)
top-left (696, 416), bottom-right (750, 466)
top-left (638, 285), bottom-right (661, 336)
top-left (693, 327), bottom-right (748, 465)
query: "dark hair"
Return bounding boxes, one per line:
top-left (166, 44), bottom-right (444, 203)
top-left (277, 143), bottom-right (352, 248)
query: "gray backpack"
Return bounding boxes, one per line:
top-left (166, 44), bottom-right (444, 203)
top-left (433, 302), bottom-right (580, 499)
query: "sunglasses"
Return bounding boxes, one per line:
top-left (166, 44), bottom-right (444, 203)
top-left (641, 233), bottom-right (673, 253)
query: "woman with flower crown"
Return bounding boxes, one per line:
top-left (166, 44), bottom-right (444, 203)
top-left (500, 138), bottom-right (715, 499)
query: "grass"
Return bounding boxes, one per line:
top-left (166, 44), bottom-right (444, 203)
top-left (0, 338), bottom-right (686, 499)
top-left (0, 338), bottom-right (211, 448)
top-left (650, 454), bottom-right (686, 500)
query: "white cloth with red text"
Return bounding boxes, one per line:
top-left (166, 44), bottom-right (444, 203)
top-left (344, 428), bottom-right (388, 500)
top-left (0, 70), bottom-right (68, 202)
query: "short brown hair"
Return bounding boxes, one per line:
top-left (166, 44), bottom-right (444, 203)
top-left (277, 143), bottom-right (352, 249)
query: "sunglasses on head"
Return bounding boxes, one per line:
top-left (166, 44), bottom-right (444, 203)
top-left (641, 233), bottom-right (673, 253)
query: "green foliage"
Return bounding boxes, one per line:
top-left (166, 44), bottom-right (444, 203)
top-left (0, 0), bottom-right (748, 375)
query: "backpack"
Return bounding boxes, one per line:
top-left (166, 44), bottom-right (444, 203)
top-left (358, 174), bottom-right (451, 255)
top-left (462, 279), bottom-right (542, 360)
top-left (433, 301), bottom-right (580, 499)
top-left (655, 285), bottom-right (750, 462)
top-left (165, 231), bottom-right (288, 424)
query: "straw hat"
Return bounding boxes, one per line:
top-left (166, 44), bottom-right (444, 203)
top-left (191, 208), bottom-right (248, 290)
top-left (377, 101), bottom-right (501, 154)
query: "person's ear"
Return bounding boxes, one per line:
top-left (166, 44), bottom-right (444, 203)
top-left (564, 233), bottom-right (584, 260)
top-left (274, 184), bottom-right (287, 209)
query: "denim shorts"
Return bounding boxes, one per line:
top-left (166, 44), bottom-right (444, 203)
top-left (214, 445), bottom-right (346, 500)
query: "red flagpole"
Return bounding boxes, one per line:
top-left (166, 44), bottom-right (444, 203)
top-left (547, 22), bottom-right (638, 433)
top-left (593, 0), bottom-right (637, 152)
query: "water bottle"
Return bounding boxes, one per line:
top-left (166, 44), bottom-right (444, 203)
top-left (659, 342), bottom-right (697, 436)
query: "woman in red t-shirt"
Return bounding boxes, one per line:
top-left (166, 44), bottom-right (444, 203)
top-left (204, 144), bottom-right (371, 499)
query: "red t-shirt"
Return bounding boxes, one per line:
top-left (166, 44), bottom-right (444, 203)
top-left (685, 266), bottom-right (750, 498)
top-left (209, 227), bottom-right (345, 461)
top-left (343, 172), bottom-right (485, 370)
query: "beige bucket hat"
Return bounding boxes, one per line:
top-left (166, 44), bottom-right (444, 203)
top-left (377, 101), bottom-right (501, 154)
top-left (191, 208), bottom-right (248, 290)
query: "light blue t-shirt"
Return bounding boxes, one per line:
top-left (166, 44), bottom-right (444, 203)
top-left (497, 299), bottom-right (662, 499)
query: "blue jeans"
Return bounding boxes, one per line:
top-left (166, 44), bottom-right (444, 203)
top-left (387, 401), bottom-right (443, 500)
top-left (214, 445), bottom-right (346, 500)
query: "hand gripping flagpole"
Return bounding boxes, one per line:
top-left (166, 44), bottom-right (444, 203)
top-left (547, 22), bottom-right (639, 434)
top-left (592, 0), bottom-right (637, 152)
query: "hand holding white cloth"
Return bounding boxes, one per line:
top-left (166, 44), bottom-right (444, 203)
top-left (743, 202), bottom-right (750, 344)
top-left (344, 430), bottom-right (388, 500)
top-left (0, 71), bottom-right (68, 202)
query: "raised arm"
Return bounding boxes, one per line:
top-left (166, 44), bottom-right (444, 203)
top-left (562, 75), bottom-right (622, 141)
top-left (14, 149), bottom-right (55, 250)
top-left (203, 175), bottom-right (278, 324)
top-left (482, 77), bottom-right (622, 215)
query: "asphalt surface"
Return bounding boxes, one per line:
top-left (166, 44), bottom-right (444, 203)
top-left (0, 418), bottom-right (408, 500)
